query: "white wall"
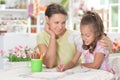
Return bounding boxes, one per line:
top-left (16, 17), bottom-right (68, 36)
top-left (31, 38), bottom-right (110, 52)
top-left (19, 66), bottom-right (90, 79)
top-left (107, 33), bottom-right (120, 41)
top-left (0, 33), bottom-right (37, 55)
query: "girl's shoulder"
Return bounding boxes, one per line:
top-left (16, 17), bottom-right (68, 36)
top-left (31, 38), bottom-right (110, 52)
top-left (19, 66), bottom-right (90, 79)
top-left (94, 42), bottom-right (109, 55)
top-left (95, 42), bottom-right (104, 50)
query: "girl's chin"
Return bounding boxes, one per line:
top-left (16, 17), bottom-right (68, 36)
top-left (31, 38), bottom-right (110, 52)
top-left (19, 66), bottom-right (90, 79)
top-left (85, 43), bottom-right (90, 45)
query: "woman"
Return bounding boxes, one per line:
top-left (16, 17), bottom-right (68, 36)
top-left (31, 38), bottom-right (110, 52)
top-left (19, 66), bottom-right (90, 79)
top-left (36, 3), bottom-right (112, 68)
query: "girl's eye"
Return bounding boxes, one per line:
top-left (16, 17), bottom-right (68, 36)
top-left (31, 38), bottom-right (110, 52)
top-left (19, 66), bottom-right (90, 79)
top-left (81, 34), bottom-right (90, 37)
top-left (86, 35), bottom-right (90, 37)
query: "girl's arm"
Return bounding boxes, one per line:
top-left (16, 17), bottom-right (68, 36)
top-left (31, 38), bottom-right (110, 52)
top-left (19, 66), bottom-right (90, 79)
top-left (81, 53), bottom-right (105, 69)
top-left (38, 25), bottom-right (57, 68)
top-left (57, 50), bottom-right (82, 71)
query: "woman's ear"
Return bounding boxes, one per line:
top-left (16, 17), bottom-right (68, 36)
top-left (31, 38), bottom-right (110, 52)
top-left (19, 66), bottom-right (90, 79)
top-left (45, 16), bottom-right (49, 24)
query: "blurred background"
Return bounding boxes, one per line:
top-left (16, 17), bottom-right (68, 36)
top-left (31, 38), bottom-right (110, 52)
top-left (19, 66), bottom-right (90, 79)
top-left (0, 0), bottom-right (120, 34)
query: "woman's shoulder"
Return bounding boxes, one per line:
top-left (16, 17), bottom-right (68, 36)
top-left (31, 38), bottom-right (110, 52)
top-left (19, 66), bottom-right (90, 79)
top-left (37, 31), bottom-right (49, 38)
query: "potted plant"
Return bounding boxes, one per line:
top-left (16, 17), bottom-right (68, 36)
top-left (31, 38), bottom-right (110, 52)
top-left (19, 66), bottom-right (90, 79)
top-left (0, 0), bottom-right (5, 4)
top-left (7, 45), bottom-right (33, 62)
top-left (0, 0), bottom-right (6, 9)
top-left (111, 37), bottom-right (120, 54)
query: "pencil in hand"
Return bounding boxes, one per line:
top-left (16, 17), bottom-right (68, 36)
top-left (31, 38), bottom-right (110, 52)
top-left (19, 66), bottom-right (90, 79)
top-left (59, 57), bottom-right (64, 71)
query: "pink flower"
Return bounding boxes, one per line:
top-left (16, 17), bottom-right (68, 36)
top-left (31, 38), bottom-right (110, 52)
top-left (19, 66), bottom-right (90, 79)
top-left (0, 50), bottom-right (4, 56)
top-left (8, 49), bottom-right (13, 53)
top-left (79, 3), bottom-right (84, 9)
top-left (14, 49), bottom-right (19, 54)
top-left (17, 53), bottom-right (21, 58)
top-left (7, 45), bottom-right (35, 61)
top-left (22, 53), bottom-right (26, 58)
top-left (18, 45), bottom-right (23, 49)
top-left (112, 39), bottom-right (120, 53)
top-left (15, 46), bottom-right (19, 51)
top-left (83, 6), bottom-right (89, 12)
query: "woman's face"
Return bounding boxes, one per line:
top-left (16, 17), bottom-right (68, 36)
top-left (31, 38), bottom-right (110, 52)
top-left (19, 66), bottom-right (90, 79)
top-left (80, 25), bottom-right (96, 45)
top-left (47, 14), bottom-right (66, 37)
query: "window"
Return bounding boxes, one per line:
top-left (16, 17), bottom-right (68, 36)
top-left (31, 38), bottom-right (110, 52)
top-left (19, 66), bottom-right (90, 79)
top-left (109, 0), bottom-right (120, 32)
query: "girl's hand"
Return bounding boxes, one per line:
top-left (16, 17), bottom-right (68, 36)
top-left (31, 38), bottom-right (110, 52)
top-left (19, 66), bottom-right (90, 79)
top-left (56, 64), bottom-right (65, 72)
top-left (44, 24), bottom-right (55, 37)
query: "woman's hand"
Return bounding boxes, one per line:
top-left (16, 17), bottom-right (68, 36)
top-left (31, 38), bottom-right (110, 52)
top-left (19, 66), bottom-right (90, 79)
top-left (56, 64), bottom-right (65, 72)
top-left (44, 24), bottom-right (55, 37)
top-left (99, 35), bottom-right (113, 50)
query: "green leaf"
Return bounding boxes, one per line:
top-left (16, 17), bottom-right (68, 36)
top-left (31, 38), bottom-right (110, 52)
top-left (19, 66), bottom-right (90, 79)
top-left (0, 0), bottom-right (5, 4)
top-left (60, 0), bottom-right (68, 11)
top-left (8, 54), bottom-right (31, 62)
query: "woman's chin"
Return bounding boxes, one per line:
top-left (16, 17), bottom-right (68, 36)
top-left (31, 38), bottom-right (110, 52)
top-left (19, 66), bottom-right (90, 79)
top-left (55, 32), bottom-right (63, 36)
top-left (55, 33), bottom-right (60, 36)
top-left (55, 29), bottom-right (66, 36)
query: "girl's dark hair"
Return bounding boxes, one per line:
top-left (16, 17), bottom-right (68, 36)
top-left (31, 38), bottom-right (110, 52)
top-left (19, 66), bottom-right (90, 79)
top-left (80, 11), bottom-right (106, 53)
top-left (45, 3), bottom-right (67, 18)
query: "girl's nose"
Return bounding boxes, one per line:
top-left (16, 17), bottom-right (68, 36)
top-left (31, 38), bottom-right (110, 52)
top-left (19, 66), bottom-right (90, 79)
top-left (82, 36), bottom-right (86, 41)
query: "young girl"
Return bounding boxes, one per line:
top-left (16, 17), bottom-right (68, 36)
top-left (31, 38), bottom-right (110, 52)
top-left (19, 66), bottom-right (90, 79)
top-left (57, 11), bottom-right (113, 73)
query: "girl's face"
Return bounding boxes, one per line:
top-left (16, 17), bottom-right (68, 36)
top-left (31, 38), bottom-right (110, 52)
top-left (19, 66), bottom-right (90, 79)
top-left (46, 13), bottom-right (66, 37)
top-left (80, 25), bottom-right (96, 45)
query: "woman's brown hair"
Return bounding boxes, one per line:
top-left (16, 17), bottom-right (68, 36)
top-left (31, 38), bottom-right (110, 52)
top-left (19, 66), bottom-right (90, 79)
top-left (45, 3), bottom-right (67, 18)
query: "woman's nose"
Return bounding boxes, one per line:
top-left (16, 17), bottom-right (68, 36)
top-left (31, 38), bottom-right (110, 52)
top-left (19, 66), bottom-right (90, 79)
top-left (58, 24), bottom-right (62, 29)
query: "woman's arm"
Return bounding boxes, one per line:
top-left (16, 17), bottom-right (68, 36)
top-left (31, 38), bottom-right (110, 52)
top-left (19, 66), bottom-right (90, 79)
top-left (81, 53), bottom-right (104, 69)
top-left (57, 50), bottom-right (81, 71)
top-left (38, 37), bottom-right (56, 68)
top-left (38, 25), bottom-right (57, 68)
top-left (99, 35), bottom-right (113, 50)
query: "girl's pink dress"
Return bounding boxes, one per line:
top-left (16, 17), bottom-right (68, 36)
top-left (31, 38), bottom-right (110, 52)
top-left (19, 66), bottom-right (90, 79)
top-left (76, 41), bottom-right (113, 73)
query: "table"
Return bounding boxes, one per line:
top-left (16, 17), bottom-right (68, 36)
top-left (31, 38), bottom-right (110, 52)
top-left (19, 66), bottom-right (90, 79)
top-left (109, 54), bottom-right (120, 79)
top-left (0, 61), bottom-right (115, 80)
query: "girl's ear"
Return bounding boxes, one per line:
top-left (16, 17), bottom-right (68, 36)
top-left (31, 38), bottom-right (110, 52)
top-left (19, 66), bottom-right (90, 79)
top-left (45, 16), bottom-right (49, 24)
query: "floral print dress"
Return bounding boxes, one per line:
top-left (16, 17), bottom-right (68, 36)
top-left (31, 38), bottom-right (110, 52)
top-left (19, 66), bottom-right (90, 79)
top-left (76, 41), bottom-right (113, 73)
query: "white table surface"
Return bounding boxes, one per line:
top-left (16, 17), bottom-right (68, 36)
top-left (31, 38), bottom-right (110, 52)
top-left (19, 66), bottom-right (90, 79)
top-left (0, 60), bottom-right (115, 80)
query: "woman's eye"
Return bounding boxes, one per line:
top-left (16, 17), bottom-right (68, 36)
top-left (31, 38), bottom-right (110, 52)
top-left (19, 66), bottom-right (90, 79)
top-left (55, 22), bottom-right (59, 24)
top-left (62, 22), bottom-right (65, 25)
